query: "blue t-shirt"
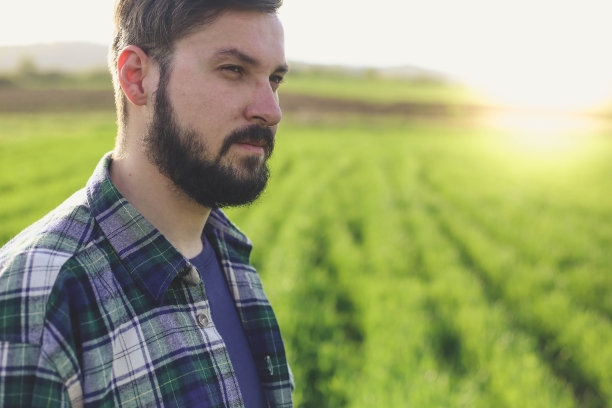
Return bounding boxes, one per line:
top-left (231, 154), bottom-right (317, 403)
top-left (190, 235), bottom-right (266, 407)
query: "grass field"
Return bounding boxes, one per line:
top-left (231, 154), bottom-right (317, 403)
top-left (1, 80), bottom-right (612, 407)
top-left (282, 69), bottom-right (483, 105)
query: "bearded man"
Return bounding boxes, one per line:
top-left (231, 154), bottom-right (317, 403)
top-left (0, 1), bottom-right (293, 407)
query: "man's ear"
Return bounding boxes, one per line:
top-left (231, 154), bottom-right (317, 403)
top-left (117, 45), bottom-right (153, 106)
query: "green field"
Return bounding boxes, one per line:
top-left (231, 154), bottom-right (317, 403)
top-left (1, 87), bottom-right (612, 407)
top-left (282, 69), bottom-right (483, 105)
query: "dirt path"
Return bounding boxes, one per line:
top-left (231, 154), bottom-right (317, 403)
top-left (0, 88), bottom-right (483, 117)
top-left (1, 88), bottom-right (606, 123)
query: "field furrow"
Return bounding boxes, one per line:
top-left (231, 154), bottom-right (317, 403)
top-left (408, 159), bottom-right (579, 407)
top-left (422, 161), bottom-right (612, 320)
top-left (415, 159), bottom-right (612, 407)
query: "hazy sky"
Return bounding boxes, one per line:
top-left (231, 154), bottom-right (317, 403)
top-left (2, 0), bottom-right (612, 108)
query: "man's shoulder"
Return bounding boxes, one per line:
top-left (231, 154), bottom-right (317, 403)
top-left (0, 188), bottom-right (101, 342)
top-left (1, 188), bottom-right (95, 261)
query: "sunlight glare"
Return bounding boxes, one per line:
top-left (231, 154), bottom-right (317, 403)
top-left (475, 73), bottom-right (612, 112)
top-left (482, 110), bottom-right (604, 157)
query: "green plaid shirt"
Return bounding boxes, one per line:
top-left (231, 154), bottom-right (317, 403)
top-left (0, 153), bottom-right (293, 407)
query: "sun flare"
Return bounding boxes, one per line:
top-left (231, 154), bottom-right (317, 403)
top-left (481, 109), bottom-right (604, 158)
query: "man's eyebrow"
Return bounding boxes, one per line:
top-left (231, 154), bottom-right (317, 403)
top-left (215, 48), bottom-right (258, 66)
top-left (275, 63), bottom-right (289, 75)
top-left (214, 48), bottom-right (289, 74)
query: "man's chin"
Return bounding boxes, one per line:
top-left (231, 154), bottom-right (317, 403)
top-left (177, 162), bottom-right (270, 209)
top-left (220, 154), bottom-right (267, 176)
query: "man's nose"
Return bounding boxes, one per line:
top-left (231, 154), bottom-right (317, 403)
top-left (245, 82), bottom-right (282, 127)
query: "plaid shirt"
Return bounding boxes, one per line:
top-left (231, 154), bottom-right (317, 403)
top-left (0, 153), bottom-right (293, 407)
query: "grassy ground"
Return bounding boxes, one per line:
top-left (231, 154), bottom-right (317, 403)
top-left (1, 107), bottom-right (611, 407)
top-left (282, 70), bottom-right (484, 105)
top-left (0, 111), bottom-right (116, 242)
top-left (227, 117), bottom-right (612, 408)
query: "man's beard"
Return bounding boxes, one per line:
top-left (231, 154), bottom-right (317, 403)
top-left (144, 77), bottom-right (275, 209)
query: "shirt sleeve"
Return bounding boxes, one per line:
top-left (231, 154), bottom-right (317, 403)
top-left (0, 341), bottom-right (71, 407)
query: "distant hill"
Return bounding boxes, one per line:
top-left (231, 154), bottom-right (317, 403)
top-left (0, 43), bottom-right (108, 72)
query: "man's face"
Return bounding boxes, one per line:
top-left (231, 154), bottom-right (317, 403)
top-left (144, 10), bottom-right (287, 208)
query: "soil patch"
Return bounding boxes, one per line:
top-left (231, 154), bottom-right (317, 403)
top-left (0, 89), bottom-right (115, 113)
top-left (0, 88), bottom-right (484, 118)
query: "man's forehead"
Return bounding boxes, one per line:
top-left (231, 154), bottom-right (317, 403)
top-left (181, 10), bottom-right (285, 66)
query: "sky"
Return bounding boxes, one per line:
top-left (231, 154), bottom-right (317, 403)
top-left (2, 0), bottom-right (612, 109)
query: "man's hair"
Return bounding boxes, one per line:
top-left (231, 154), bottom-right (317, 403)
top-left (109, 0), bottom-right (282, 132)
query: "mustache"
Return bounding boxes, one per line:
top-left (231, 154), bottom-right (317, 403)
top-left (218, 125), bottom-right (275, 158)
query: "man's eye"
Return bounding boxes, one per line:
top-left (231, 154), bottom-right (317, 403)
top-left (222, 65), bottom-right (244, 75)
top-left (270, 75), bottom-right (285, 85)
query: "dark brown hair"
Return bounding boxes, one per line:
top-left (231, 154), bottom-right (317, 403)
top-left (110, 0), bottom-right (283, 130)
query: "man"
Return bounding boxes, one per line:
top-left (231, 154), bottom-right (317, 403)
top-left (0, 0), bottom-right (293, 407)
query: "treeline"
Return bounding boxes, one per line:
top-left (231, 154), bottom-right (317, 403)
top-left (0, 57), bottom-right (111, 90)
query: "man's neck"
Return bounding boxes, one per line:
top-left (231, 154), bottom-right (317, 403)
top-left (109, 150), bottom-right (211, 259)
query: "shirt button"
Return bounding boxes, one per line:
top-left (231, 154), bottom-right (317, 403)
top-left (197, 313), bottom-right (210, 328)
top-left (266, 355), bottom-right (274, 375)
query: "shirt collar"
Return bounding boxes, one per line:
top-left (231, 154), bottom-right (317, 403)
top-left (85, 153), bottom-right (251, 304)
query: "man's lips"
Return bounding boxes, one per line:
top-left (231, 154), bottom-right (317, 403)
top-left (237, 140), bottom-right (266, 147)
top-left (234, 141), bottom-right (266, 154)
